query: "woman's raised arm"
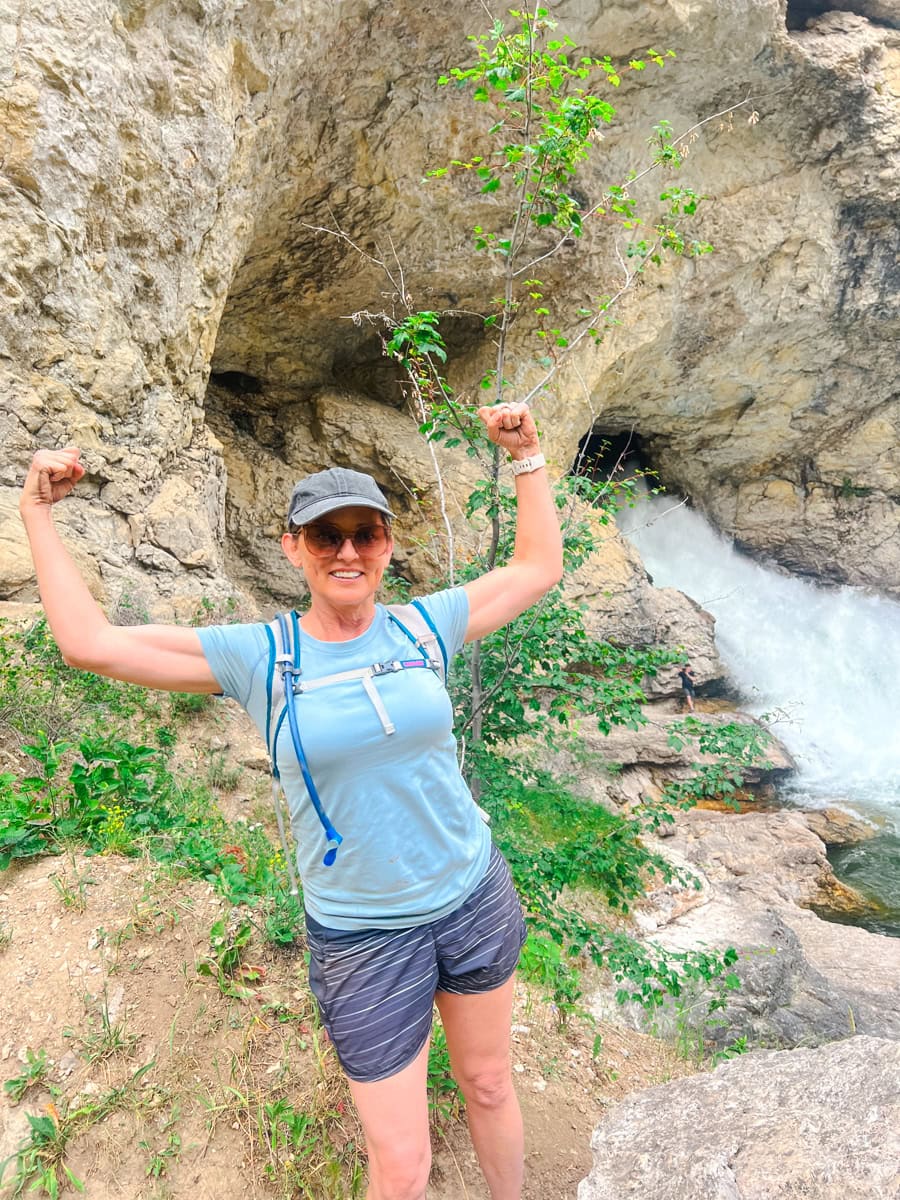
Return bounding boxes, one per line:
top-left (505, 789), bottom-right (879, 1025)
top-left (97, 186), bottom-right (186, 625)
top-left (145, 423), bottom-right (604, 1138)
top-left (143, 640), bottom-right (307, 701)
top-left (462, 403), bottom-right (563, 643)
top-left (19, 448), bottom-right (220, 692)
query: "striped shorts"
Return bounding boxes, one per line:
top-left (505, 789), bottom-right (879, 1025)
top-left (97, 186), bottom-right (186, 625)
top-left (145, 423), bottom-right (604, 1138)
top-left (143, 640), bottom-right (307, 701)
top-left (305, 845), bottom-right (527, 1083)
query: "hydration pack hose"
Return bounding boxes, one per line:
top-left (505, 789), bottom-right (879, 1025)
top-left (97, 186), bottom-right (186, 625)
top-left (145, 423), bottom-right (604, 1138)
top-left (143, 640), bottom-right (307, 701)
top-left (276, 613), bottom-right (343, 867)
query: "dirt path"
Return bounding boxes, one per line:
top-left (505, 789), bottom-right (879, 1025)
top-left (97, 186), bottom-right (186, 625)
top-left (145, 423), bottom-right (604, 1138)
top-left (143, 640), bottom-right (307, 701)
top-left (0, 853), bottom-right (694, 1199)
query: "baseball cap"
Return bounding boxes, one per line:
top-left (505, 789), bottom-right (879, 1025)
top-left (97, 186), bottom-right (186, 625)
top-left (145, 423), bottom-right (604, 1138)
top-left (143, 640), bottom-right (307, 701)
top-left (286, 467), bottom-right (395, 528)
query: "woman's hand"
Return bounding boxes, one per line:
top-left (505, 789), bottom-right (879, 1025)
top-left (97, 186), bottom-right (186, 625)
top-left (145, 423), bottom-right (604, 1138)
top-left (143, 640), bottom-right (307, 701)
top-left (476, 402), bottom-right (540, 459)
top-left (20, 448), bottom-right (85, 516)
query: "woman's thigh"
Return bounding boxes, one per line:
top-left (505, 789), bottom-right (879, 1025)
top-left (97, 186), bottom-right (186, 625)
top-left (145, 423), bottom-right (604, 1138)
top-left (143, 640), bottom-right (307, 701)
top-left (435, 975), bottom-right (517, 1093)
top-left (347, 1039), bottom-right (432, 1192)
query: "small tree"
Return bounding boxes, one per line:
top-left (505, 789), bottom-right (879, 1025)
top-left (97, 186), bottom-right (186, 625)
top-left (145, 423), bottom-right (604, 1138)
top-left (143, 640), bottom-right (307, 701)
top-left (311, 4), bottom-right (760, 1018)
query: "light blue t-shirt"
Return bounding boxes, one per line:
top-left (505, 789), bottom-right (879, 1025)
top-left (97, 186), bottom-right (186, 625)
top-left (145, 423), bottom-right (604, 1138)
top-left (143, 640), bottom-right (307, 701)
top-left (197, 589), bottom-right (491, 931)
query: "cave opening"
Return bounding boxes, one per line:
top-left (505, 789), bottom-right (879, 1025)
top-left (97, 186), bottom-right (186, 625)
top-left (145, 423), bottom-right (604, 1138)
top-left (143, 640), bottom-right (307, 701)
top-left (786, 1), bottom-right (833, 29)
top-left (785, 2), bottom-right (899, 31)
top-left (573, 428), bottom-right (655, 483)
top-left (209, 370), bottom-right (262, 395)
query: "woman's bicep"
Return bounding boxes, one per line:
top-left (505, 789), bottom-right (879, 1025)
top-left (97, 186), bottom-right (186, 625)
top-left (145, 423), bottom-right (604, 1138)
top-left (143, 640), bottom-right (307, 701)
top-left (66, 624), bottom-right (222, 692)
top-left (462, 565), bottom-right (552, 643)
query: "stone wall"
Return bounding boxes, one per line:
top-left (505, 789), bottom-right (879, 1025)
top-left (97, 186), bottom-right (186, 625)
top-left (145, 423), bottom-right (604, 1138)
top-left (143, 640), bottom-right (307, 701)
top-left (2, 0), bottom-right (899, 621)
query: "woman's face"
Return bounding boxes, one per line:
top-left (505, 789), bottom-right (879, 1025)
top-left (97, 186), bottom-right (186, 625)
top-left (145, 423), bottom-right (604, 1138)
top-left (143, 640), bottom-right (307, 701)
top-left (281, 505), bottom-right (393, 610)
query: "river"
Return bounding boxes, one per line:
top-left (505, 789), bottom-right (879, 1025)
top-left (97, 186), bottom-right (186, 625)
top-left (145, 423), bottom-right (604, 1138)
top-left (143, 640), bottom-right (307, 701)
top-left (616, 487), bottom-right (900, 936)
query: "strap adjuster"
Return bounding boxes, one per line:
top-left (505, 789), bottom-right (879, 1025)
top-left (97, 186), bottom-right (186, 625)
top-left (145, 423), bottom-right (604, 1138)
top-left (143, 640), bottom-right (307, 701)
top-left (372, 660), bottom-right (404, 675)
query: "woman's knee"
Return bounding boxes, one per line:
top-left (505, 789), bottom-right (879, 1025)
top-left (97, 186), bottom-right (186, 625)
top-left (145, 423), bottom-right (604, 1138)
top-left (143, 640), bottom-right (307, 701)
top-left (368, 1141), bottom-right (431, 1200)
top-left (456, 1061), bottom-right (516, 1111)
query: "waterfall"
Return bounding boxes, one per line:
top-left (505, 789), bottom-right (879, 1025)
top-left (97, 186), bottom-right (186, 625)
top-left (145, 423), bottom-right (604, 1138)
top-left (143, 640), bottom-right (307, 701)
top-left (616, 486), bottom-right (900, 836)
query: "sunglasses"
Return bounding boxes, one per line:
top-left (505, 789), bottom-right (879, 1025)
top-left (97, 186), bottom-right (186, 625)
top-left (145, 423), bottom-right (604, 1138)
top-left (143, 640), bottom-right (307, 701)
top-left (300, 523), bottom-right (390, 558)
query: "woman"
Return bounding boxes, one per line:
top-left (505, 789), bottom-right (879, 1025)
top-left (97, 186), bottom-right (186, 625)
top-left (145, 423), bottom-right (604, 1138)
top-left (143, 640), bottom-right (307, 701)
top-left (19, 401), bottom-right (562, 1200)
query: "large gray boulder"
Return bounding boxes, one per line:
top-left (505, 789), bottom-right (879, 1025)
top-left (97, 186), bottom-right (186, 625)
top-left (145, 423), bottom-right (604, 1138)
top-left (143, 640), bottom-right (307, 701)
top-left (578, 1036), bottom-right (900, 1200)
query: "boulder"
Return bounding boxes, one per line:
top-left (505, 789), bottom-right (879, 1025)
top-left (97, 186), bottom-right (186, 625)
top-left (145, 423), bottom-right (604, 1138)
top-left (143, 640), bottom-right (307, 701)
top-left (800, 806), bottom-right (879, 846)
top-left (591, 811), bottom-right (900, 1048)
top-left (578, 1036), bottom-right (900, 1200)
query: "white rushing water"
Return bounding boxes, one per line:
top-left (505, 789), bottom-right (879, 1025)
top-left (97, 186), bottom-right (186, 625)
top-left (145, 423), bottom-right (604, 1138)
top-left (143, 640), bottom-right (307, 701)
top-left (617, 487), bottom-right (900, 834)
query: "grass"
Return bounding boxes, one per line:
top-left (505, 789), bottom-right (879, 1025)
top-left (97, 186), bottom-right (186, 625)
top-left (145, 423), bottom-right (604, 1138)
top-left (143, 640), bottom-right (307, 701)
top-left (3, 1049), bottom-right (49, 1104)
top-left (65, 987), bottom-right (139, 1064)
top-left (49, 860), bottom-right (94, 912)
top-left (0, 609), bottom-right (745, 1196)
top-left (0, 1063), bottom-right (155, 1197)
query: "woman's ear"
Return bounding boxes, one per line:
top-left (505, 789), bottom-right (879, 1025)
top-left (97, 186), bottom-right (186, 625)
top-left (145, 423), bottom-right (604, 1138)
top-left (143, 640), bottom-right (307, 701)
top-left (281, 531), bottom-right (304, 567)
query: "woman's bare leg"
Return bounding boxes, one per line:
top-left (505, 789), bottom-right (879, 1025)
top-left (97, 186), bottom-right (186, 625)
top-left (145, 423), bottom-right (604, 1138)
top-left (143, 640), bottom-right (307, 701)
top-left (436, 977), bottom-right (523, 1200)
top-left (347, 1040), bottom-right (432, 1200)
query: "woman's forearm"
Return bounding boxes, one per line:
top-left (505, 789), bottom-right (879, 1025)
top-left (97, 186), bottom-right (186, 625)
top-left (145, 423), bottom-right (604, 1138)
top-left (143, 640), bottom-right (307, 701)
top-left (507, 445), bottom-right (563, 584)
top-left (20, 506), bottom-right (112, 662)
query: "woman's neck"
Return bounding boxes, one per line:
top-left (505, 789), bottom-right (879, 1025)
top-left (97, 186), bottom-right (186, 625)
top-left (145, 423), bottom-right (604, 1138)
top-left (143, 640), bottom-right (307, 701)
top-left (300, 601), bottom-right (377, 642)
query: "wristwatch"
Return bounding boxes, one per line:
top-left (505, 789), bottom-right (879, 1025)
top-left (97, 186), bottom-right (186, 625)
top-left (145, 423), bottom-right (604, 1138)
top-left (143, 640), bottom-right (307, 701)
top-left (510, 452), bottom-right (546, 476)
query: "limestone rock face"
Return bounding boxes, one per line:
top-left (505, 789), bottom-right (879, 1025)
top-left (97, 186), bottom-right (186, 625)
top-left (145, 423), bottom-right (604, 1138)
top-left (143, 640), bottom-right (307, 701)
top-left (2, 0), bottom-right (900, 618)
top-left (593, 810), bottom-right (900, 1048)
top-left (578, 1036), bottom-right (900, 1200)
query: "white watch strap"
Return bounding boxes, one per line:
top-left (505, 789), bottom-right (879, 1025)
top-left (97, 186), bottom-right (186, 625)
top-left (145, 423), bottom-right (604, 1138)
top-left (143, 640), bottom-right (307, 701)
top-left (510, 452), bottom-right (546, 476)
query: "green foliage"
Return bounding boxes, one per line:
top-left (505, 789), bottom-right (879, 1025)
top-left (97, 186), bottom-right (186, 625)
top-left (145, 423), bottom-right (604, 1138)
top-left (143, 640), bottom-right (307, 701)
top-left (0, 1110), bottom-right (84, 1199)
top-left (3, 1049), bottom-right (49, 1105)
top-left (0, 617), bottom-right (159, 748)
top-left (0, 735), bottom-right (173, 868)
top-left (197, 917), bottom-right (264, 999)
top-left (640, 717), bottom-right (774, 826)
top-left (64, 987), bottom-right (138, 1064)
top-left (519, 931), bottom-right (583, 1028)
top-left (477, 751), bottom-right (740, 1023)
top-left (0, 1062), bottom-right (154, 1198)
top-left (435, 10), bottom-right (676, 247)
top-left (427, 7), bottom-right (707, 396)
top-left (427, 1023), bottom-right (462, 1124)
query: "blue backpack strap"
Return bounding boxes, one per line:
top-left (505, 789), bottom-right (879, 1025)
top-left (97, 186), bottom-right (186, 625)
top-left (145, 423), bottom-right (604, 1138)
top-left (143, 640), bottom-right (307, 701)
top-left (387, 601), bottom-right (448, 685)
top-left (275, 612), bottom-right (343, 867)
top-left (264, 623), bottom-right (277, 762)
top-left (410, 599), bottom-right (448, 680)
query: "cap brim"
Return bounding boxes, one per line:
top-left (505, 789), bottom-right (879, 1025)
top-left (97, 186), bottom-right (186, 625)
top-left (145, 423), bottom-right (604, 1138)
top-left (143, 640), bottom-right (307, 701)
top-left (289, 495), bottom-right (395, 525)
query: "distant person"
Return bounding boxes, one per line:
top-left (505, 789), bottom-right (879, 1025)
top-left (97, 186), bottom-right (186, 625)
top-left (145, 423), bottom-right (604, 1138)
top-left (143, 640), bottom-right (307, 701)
top-left (678, 663), bottom-right (696, 712)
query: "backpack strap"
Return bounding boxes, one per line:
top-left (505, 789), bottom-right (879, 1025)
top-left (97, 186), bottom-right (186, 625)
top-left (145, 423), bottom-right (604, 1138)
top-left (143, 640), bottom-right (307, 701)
top-left (386, 600), bottom-right (448, 685)
top-left (262, 600), bottom-right (452, 869)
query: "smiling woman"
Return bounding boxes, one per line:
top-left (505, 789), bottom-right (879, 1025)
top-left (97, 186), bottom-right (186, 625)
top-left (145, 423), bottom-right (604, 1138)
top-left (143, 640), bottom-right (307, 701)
top-left (18, 400), bottom-right (562, 1200)
top-left (279, 466), bottom-right (397, 639)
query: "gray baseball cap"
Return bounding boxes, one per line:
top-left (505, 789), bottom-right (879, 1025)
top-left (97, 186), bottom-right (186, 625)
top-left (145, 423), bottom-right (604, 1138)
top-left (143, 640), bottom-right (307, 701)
top-left (286, 467), bottom-right (395, 528)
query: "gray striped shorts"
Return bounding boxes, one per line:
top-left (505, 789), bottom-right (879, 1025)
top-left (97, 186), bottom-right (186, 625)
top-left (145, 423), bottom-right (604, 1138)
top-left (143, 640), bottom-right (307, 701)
top-left (305, 845), bottom-right (527, 1083)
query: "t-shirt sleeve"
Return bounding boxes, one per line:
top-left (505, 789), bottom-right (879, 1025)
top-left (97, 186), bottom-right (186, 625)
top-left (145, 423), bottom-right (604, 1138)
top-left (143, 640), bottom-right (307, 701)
top-left (415, 587), bottom-right (470, 663)
top-left (195, 622), bottom-right (271, 709)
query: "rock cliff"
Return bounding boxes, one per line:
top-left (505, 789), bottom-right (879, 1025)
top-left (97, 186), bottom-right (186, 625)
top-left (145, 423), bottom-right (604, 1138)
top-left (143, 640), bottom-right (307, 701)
top-left (2, 0), bottom-right (899, 617)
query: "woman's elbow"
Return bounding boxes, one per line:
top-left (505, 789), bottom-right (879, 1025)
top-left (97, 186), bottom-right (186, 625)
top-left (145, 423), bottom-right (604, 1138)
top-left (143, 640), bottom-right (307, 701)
top-left (61, 647), bottom-right (99, 672)
top-left (541, 551), bottom-right (564, 591)
top-left (59, 637), bottom-right (116, 675)
top-left (531, 558), bottom-right (563, 598)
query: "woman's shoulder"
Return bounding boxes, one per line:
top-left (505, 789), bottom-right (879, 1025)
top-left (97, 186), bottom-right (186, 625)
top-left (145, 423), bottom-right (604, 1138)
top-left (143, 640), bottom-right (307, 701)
top-left (391, 588), bottom-right (469, 660)
top-left (195, 619), bottom-right (272, 665)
